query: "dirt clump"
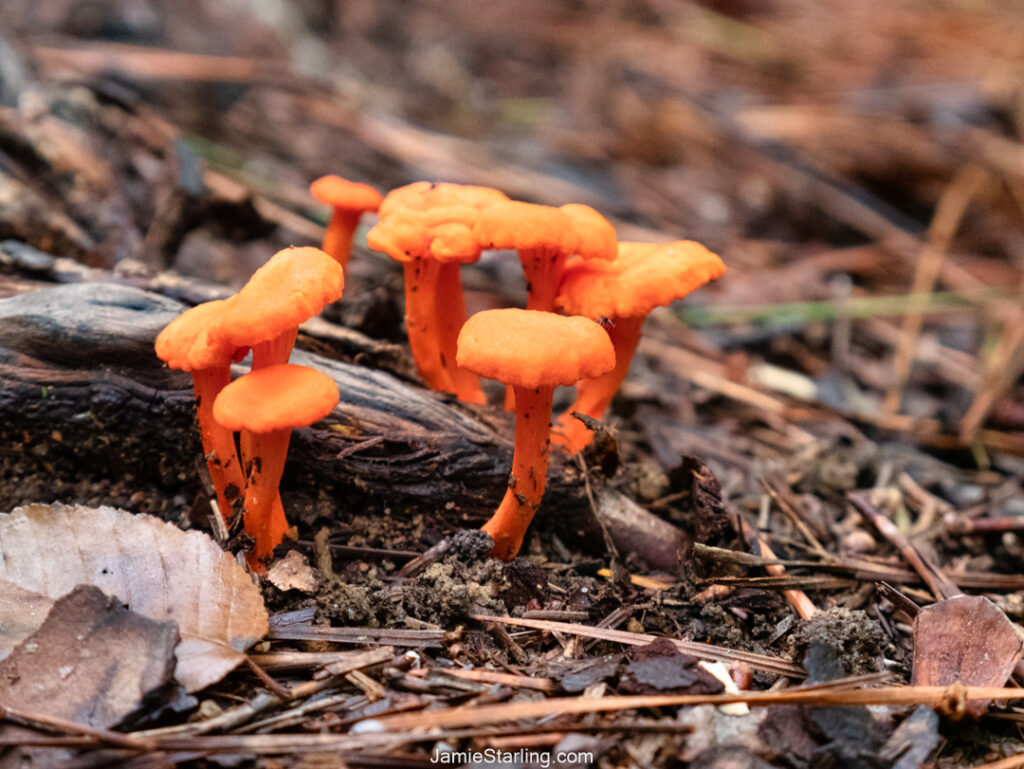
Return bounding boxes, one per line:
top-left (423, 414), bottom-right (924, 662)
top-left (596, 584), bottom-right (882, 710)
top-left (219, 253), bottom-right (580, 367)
top-left (791, 607), bottom-right (885, 676)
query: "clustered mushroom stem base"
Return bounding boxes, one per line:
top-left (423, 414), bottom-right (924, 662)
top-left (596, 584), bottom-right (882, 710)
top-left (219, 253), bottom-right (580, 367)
top-left (192, 367), bottom-right (244, 519)
top-left (553, 315), bottom-right (644, 453)
top-left (482, 384), bottom-right (554, 559)
top-left (402, 259), bottom-right (455, 393)
top-left (240, 427), bottom-right (292, 570)
top-left (251, 329), bottom-right (299, 370)
top-left (437, 263), bottom-right (485, 403)
top-left (322, 209), bottom-right (360, 270)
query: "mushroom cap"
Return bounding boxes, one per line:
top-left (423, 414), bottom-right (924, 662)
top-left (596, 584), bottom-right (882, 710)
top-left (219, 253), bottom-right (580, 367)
top-left (560, 204), bottom-right (617, 261)
top-left (473, 200), bottom-right (578, 255)
top-left (556, 240), bottom-right (725, 319)
top-left (377, 181), bottom-right (508, 219)
top-left (369, 182), bottom-right (509, 264)
top-left (217, 247), bottom-right (344, 347)
top-left (310, 175), bottom-right (383, 213)
top-left (367, 208), bottom-right (483, 264)
top-left (212, 364), bottom-right (339, 433)
top-left (457, 309), bottom-right (615, 388)
top-left (155, 299), bottom-right (234, 372)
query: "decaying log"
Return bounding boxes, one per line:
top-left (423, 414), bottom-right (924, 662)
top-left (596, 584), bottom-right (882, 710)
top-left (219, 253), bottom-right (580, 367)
top-left (0, 282), bottom-right (690, 566)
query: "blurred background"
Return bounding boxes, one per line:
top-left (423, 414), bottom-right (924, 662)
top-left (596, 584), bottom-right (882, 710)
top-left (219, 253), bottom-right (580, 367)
top-left (1, 0), bottom-right (1023, 468)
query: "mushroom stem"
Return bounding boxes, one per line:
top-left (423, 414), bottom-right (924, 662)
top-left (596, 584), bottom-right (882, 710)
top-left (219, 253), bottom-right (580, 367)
top-left (521, 249), bottom-right (568, 312)
top-left (251, 328), bottom-right (299, 369)
top-left (502, 250), bottom-right (568, 412)
top-left (246, 329), bottom-right (297, 544)
top-left (553, 315), bottom-right (643, 453)
top-left (482, 384), bottom-right (555, 559)
top-left (322, 208), bottom-right (361, 270)
top-left (437, 263), bottom-right (485, 403)
top-left (191, 366), bottom-right (244, 519)
top-left (402, 259), bottom-right (455, 393)
top-left (239, 427), bottom-right (292, 570)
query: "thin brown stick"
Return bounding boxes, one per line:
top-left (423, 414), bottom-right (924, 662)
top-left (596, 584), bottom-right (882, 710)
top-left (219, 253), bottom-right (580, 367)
top-left (407, 666), bottom-right (558, 693)
top-left (0, 703), bottom-right (156, 751)
top-left (370, 683), bottom-right (1023, 732)
top-left (472, 614), bottom-right (804, 678)
top-left (30, 41), bottom-right (269, 83)
top-left (848, 492), bottom-right (960, 600)
top-left (244, 656), bottom-right (292, 699)
top-left (885, 164), bottom-right (991, 414)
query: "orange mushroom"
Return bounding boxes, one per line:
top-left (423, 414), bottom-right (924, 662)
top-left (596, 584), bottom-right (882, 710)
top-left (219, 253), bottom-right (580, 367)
top-left (155, 299), bottom-right (247, 520)
top-left (457, 309), bottom-right (615, 559)
top-left (217, 246), bottom-right (344, 369)
top-left (213, 364), bottom-right (339, 569)
top-left (310, 175), bottom-right (383, 270)
top-left (368, 182), bottom-right (508, 402)
top-left (554, 240), bottom-right (725, 452)
top-left (474, 201), bottom-right (616, 313)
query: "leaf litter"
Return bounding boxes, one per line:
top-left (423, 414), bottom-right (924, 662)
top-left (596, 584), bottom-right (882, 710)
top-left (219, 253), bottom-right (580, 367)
top-left (0, 503), bottom-right (267, 692)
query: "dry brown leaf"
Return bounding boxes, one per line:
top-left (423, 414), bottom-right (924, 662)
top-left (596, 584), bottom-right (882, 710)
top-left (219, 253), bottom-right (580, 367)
top-left (0, 585), bottom-right (178, 739)
top-left (266, 549), bottom-right (319, 594)
top-left (0, 580), bottom-right (55, 660)
top-left (0, 503), bottom-right (269, 691)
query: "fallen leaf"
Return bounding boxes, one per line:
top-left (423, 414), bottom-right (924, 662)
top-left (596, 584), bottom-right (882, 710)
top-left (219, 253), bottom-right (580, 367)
top-left (0, 580), bottom-right (54, 660)
top-left (912, 594), bottom-right (1022, 717)
top-left (619, 638), bottom-right (724, 695)
top-left (554, 655), bottom-right (621, 693)
top-left (266, 549), bottom-right (319, 594)
top-left (0, 503), bottom-right (269, 691)
top-left (0, 585), bottom-right (178, 741)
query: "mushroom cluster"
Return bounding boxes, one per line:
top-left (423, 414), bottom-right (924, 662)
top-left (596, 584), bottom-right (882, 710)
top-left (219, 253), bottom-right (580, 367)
top-left (364, 182), bottom-right (724, 557)
top-left (156, 246), bottom-right (343, 570)
top-left (158, 171), bottom-right (725, 569)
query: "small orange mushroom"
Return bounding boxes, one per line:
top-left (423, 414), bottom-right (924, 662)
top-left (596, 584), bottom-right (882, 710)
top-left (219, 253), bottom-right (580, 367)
top-left (310, 175), bottom-right (383, 270)
top-left (213, 364), bottom-right (339, 569)
top-left (213, 246), bottom-right (343, 537)
top-left (457, 309), bottom-right (615, 559)
top-left (369, 182), bottom-right (508, 403)
top-left (554, 241), bottom-right (725, 452)
top-left (155, 299), bottom-right (247, 519)
top-left (217, 246), bottom-right (344, 369)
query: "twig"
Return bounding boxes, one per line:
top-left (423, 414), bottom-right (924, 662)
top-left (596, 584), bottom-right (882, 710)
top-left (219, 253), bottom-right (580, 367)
top-left (369, 683), bottom-right (1023, 732)
top-left (885, 164), bottom-right (991, 414)
top-left (133, 647), bottom-right (397, 738)
top-left (407, 666), bottom-right (558, 693)
top-left (268, 625), bottom-right (449, 648)
top-left (0, 703), bottom-right (156, 751)
top-left (472, 614), bottom-right (804, 678)
top-left (244, 656), bottom-right (292, 699)
top-left (847, 492), bottom-right (960, 601)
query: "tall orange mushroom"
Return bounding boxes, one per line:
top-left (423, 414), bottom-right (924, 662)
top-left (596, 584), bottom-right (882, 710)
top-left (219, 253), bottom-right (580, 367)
top-left (213, 364), bottom-right (339, 569)
top-left (474, 201), bottom-right (616, 313)
top-left (368, 182), bottom-right (508, 403)
top-left (554, 240), bottom-right (725, 452)
top-left (310, 175), bottom-right (383, 270)
top-left (155, 299), bottom-right (247, 519)
top-left (457, 309), bottom-right (615, 559)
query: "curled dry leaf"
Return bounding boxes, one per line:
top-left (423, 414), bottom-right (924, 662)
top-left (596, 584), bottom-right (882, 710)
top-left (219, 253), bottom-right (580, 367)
top-left (0, 503), bottom-right (269, 692)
